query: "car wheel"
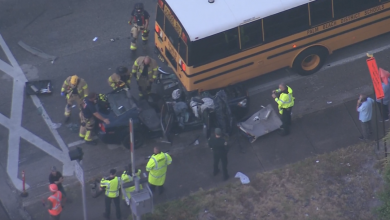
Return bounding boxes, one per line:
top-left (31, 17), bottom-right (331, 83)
top-left (122, 132), bottom-right (145, 149)
top-left (292, 47), bottom-right (328, 76)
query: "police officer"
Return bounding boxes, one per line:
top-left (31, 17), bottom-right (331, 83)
top-left (208, 128), bottom-right (229, 181)
top-left (272, 83), bottom-right (295, 136)
top-left (146, 147), bottom-right (172, 195)
top-left (80, 92), bottom-right (110, 145)
top-left (128, 3), bottom-right (150, 51)
top-left (61, 75), bottom-right (88, 121)
top-left (121, 164), bottom-right (142, 203)
top-left (107, 66), bottom-right (131, 90)
top-left (100, 169), bottom-right (121, 220)
top-left (132, 56), bottom-right (159, 99)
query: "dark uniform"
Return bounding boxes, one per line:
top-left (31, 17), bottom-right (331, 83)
top-left (79, 97), bottom-right (97, 142)
top-left (208, 128), bottom-right (229, 180)
top-left (129, 3), bottom-right (150, 51)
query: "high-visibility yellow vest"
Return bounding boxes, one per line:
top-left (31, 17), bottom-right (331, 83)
top-left (275, 86), bottom-right (295, 114)
top-left (146, 152), bottom-right (172, 186)
top-left (121, 169), bottom-right (142, 200)
top-left (100, 176), bottom-right (120, 198)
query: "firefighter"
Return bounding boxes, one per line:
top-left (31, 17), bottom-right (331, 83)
top-left (61, 75), bottom-right (88, 121)
top-left (80, 92), bottom-right (110, 145)
top-left (131, 56), bottom-right (158, 99)
top-left (128, 3), bottom-right (150, 51)
top-left (107, 66), bottom-right (131, 90)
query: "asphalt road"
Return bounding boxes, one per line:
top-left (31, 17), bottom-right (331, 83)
top-left (0, 202), bottom-right (10, 220)
top-left (1, 0), bottom-right (390, 219)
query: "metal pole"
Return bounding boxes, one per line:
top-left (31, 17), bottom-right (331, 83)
top-left (375, 95), bottom-right (379, 150)
top-left (79, 160), bottom-right (88, 220)
top-left (130, 119), bottom-right (135, 177)
top-left (129, 119), bottom-right (141, 220)
top-left (380, 100), bottom-right (387, 157)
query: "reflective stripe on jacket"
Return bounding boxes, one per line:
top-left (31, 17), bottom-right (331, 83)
top-left (275, 86), bottom-right (294, 114)
top-left (131, 56), bottom-right (158, 81)
top-left (107, 73), bottom-right (131, 89)
top-left (121, 169), bottom-right (142, 200)
top-left (61, 76), bottom-right (89, 98)
top-left (146, 152), bottom-right (172, 186)
top-left (48, 191), bottom-right (62, 216)
top-left (100, 176), bottom-right (120, 198)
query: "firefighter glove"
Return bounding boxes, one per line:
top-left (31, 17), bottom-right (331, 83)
top-left (128, 21), bottom-right (132, 25)
top-left (61, 92), bottom-right (66, 96)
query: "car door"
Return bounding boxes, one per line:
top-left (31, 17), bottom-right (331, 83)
top-left (160, 102), bottom-right (175, 143)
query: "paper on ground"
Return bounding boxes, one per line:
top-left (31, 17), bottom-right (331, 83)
top-left (235, 172), bottom-right (250, 184)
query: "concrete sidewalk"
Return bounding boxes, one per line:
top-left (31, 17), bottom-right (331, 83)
top-left (23, 97), bottom-right (388, 220)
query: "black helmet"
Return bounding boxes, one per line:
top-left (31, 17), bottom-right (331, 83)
top-left (134, 3), bottom-right (144, 11)
top-left (116, 66), bottom-right (128, 75)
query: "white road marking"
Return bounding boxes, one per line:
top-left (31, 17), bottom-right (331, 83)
top-left (67, 136), bottom-right (98, 148)
top-left (248, 44), bottom-right (390, 96)
top-left (0, 33), bottom-right (75, 191)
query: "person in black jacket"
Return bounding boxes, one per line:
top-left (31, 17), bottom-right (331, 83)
top-left (208, 128), bottom-right (229, 181)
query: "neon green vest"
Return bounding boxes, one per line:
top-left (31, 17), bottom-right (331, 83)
top-left (146, 153), bottom-right (172, 186)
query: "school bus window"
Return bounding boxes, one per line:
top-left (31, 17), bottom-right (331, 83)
top-left (309, 0), bottom-right (333, 26)
top-left (178, 37), bottom-right (187, 63)
top-left (164, 15), bottom-right (179, 48)
top-left (263, 5), bottom-right (309, 42)
top-left (189, 28), bottom-right (240, 66)
top-left (333, 0), bottom-right (381, 19)
top-left (240, 19), bottom-right (263, 50)
top-left (156, 6), bottom-right (165, 29)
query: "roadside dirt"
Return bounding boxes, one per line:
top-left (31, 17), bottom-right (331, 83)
top-left (144, 143), bottom-right (384, 220)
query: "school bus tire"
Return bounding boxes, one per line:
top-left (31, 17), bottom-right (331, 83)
top-left (292, 47), bottom-right (328, 76)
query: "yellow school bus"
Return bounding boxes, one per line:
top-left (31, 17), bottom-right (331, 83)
top-left (155, 0), bottom-right (390, 93)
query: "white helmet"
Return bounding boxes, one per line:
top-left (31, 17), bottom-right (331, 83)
top-left (172, 89), bottom-right (181, 100)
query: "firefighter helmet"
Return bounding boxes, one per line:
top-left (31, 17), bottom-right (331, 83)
top-left (134, 3), bottom-right (144, 11)
top-left (70, 75), bottom-right (79, 85)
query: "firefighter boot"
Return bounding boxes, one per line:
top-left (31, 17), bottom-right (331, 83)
top-left (141, 30), bottom-right (149, 45)
top-left (130, 38), bottom-right (137, 51)
top-left (64, 104), bottom-right (72, 123)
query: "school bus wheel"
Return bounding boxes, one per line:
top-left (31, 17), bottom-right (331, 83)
top-left (292, 47), bottom-right (328, 76)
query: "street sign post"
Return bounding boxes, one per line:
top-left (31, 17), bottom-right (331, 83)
top-left (366, 56), bottom-right (387, 156)
top-left (68, 148), bottom-right (87, 220)
top-left (74, 162), bottom-right (84, 185)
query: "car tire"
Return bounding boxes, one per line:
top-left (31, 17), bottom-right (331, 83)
top-left (122, 132), bottom-right (145, 149)
top-left (292, 47), bottom-right (328, 76)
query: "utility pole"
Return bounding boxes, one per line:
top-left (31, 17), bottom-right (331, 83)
top-left (129, 118), bottom-right (141, 220)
